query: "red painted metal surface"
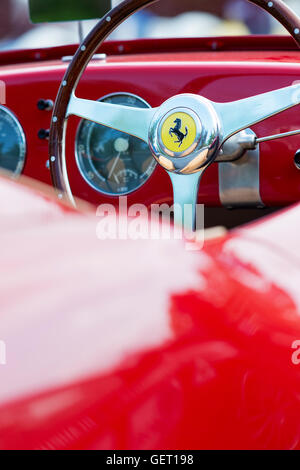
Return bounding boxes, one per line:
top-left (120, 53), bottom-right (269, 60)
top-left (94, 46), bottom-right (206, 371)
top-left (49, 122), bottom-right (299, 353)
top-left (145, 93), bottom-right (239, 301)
top-left (0, 175), bottom-right (300, 449)
top-left (1, 36), bottom-right (300, 208)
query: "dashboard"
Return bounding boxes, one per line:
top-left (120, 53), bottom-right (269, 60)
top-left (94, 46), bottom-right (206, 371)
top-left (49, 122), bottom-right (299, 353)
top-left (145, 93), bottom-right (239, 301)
top-left (1, 36), bottom-right (300, 209)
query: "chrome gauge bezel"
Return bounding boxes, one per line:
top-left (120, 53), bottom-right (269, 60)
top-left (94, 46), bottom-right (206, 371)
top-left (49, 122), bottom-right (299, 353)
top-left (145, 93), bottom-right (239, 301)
top-left (75, 92), bottom-right (157, 196)
top-left (0, 105), bottom-right (26, 177)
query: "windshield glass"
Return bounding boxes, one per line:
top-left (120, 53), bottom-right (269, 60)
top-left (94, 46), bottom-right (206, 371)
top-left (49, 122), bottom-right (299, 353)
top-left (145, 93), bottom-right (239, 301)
top-left (0, 0), bottom-right (298, 51)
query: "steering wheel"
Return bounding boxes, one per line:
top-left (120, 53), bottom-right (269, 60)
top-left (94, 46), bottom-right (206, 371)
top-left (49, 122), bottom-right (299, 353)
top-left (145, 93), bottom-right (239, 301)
top-left (49, 0), bottom-right (300, 231)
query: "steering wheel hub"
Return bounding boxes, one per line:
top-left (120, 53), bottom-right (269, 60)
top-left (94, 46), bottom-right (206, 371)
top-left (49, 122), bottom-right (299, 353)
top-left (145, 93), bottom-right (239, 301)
top-left (148, 94), bottom-right (221, 174)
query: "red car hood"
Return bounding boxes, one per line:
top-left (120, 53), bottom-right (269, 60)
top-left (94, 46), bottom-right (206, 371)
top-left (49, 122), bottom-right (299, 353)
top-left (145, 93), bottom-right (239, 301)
top-left (0, 176), bottom-right (300, 450)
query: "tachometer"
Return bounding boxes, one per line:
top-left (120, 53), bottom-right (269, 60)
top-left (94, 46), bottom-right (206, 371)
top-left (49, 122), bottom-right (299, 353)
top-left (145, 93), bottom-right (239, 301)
top-left (0, 106), bottom-right (26, 176)
top-left (75, 93), bottom-right (156, 196)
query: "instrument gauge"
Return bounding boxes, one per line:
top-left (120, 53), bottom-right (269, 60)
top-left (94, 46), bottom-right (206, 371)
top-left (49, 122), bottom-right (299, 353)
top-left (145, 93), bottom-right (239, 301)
top-left (0, 106), bottom-right (26, 177)
top-left (75, 93), bottom-right (156, 196)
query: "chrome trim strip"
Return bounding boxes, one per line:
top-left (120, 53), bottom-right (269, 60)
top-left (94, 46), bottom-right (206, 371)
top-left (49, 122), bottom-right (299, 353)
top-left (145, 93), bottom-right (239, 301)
top-left (168, 170), bottom-right (204, 232)
top-left (218, 129), bottom-right (263, 208)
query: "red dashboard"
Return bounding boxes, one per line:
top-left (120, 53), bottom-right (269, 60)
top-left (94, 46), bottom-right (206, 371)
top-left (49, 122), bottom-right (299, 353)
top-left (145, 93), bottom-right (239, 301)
top-left (1, 35), bottom-right (300, 208)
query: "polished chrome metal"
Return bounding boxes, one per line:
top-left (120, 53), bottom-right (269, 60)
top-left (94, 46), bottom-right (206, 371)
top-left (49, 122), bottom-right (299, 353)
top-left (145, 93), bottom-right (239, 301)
top-left (157, 108), bottom-right (202, 158)
top-left (78, 21), bottom-right (84, 44)
top-left (216, 129), bottom-right (257, 162)
top-left (168, 171), bottom-right (204, 232)
top-left (218, 129), bottom-right (263, 208)
top-left (256, 129), bottom-right (300, 144)
top-left (68, 84), bottom-right (300, 174)
top-left (149, 94), bottom-right (221, 174)
top-left (96, 91), bottom-right (152, 109)
top-left (294, 150), bottom-right (300, 170)
top-left (67, 92), bottom-right (157, 142)
top-left (213, 83), bottom-right (300, 141)
top-left (65, 83), bottom-right (300, 230)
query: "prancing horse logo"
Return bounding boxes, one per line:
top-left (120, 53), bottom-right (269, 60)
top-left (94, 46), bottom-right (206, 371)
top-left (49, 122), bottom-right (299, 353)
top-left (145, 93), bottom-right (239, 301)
top-left (169, 118), bottom-right (188, 148)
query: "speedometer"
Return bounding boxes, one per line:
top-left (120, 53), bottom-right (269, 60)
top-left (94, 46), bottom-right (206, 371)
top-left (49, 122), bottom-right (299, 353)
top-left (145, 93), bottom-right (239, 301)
top-left (75, 93), bottom-right (156, 196)
top-left (0, 106), bottom-right (26, 176)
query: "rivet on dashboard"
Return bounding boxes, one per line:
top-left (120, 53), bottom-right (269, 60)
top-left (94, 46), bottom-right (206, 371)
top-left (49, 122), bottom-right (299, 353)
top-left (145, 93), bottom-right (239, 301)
top-left (50, 156), bottom-right (56, 162)
top-left (81, 45), bottom-right (86, 51)
top-left (62, 81), bottom-right (67, 87)
top-left (295, 28), bottom-right (300, 35)
top-left (52, 116), bottom-right (58, 123)
top-left (106, 16), bottom-right (111, 22)
top-left (268, 2), bottom-right (273, 8)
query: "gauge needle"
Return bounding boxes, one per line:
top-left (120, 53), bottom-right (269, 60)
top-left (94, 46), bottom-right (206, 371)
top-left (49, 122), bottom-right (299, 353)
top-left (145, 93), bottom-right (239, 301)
top-left (108, 153), bottom-right (121, 179)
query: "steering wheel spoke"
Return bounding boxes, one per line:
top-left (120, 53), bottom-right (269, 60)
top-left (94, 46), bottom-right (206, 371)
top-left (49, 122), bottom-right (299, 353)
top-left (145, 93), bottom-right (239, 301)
top-left (67, 94), bottom-right (157, 143)
top-left (168, 171), bottom-right (204, 232)
top-left (214, 84), bottom-right (300, 141)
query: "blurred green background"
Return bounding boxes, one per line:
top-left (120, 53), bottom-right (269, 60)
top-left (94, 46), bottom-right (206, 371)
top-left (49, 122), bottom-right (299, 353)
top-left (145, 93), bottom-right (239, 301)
top-left (29, 0), bottom-right (110, 23)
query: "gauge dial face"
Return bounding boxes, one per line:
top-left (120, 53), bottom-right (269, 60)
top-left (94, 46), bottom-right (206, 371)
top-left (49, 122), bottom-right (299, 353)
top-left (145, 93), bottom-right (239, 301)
top-left (75, 93), bottom-right (156, 196)
top-left (0, 106), bottom-right (26, 176)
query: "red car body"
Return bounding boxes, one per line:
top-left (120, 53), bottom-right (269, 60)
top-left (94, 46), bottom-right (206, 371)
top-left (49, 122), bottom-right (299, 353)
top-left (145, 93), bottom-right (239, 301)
top-left (1, 173), bottom-right (300, 449)
top-left (1, 28), bottom-right (300, 448)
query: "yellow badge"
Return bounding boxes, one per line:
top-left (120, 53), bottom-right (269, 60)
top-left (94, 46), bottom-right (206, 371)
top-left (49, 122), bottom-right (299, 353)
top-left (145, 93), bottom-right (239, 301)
top-left (161, 112), bottom-right (197, 154)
